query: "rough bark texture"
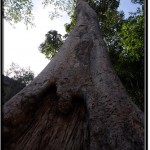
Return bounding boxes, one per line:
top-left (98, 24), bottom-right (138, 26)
top-left (2, 0), bottom-right (144, 149)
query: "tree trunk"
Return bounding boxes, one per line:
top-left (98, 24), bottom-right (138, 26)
top-left (2, 0), bottom-right (144, 149)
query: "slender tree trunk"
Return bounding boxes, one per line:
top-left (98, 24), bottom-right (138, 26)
top-left (2, 0), bottom-right (144, 149)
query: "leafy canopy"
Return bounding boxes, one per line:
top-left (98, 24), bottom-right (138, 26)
top-left (110, 7), bottom-right (144, 111)
top-left (3, 0), bottom-right (75, 27)
top-left (39, 30), bottom-right (63, 59)
top-left (119, 8), bottom-right (144, 62)
top-left (3, 0), bottom-right (35, 27)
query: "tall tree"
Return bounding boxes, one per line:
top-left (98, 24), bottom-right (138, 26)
top-left (2, 0), bottom-right (144, 150)
top-left (43, 0), bottom-right (144, 111)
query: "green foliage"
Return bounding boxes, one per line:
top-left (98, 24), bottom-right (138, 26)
top-left (101, 10), bottom-right (124, 46)
top-left (3, 0), bottom-right (75, 26)
top-left (131, 0), bottom-right (144, 5)
top-left (119, 8), bottom-right (144, 62)
top-left (93, 1), bottom-right (124, 49)
top-left (5, 62), bottom-right (34, 85)
top-left (3, 0), bottom-right (35, 27)
top-left (42, 0), bottom-right (75, 20)
top-left (109, 8), bottom-right (144, 111)
top-left (88, 0), bottom-right (120, 20)
top-left (114, 58), bottom-right (144, 111)
top-left (64, 9), bottom-right (77, 33)
top-left (39, 30), bottom-right (63, 59)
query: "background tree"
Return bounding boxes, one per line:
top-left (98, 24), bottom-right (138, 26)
top-left (2, 75), bottom-right (26, 105)
top-left (38, 30), bottom-right (63, 59)
top-left (2, 63), bottom-right (34, 105)
top-left (4, 62), bottom-right (34, 85)
top-left (115, 7), bottom-right (144, 111)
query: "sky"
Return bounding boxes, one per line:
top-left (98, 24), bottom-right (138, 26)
top-left (3, 0), bottom-right (142, 77)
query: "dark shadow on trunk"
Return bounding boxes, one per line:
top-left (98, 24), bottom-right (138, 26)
top-left (3, 84), bottom-right (90, 150)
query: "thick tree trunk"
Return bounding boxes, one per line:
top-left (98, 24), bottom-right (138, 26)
top-left (2, 0), bottom-right (144, 149)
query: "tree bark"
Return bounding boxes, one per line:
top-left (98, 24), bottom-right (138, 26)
top-left (2, 0), bottom-right (144, 149)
